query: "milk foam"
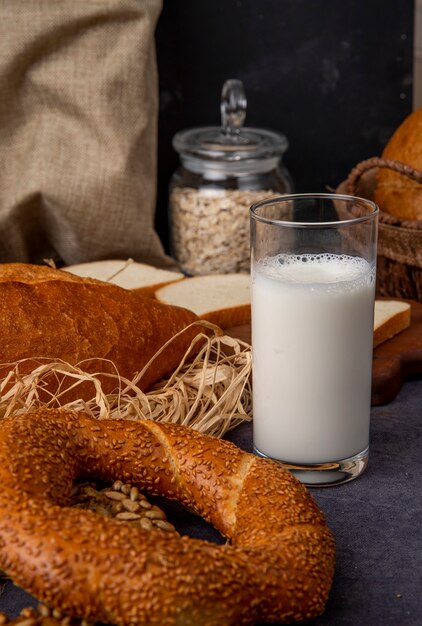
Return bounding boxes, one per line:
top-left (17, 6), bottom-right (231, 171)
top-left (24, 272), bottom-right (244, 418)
top-left (258, 253), bottom-right (374, 288)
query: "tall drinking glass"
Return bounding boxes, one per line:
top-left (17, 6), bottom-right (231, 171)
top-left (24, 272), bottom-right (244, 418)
top-left (250, 194), bottom-right (378, 486)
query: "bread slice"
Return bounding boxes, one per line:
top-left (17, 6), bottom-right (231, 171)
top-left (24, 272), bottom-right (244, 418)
top-left (63, 260), bottom-right (184, 297)
top-left (158, 273), bottom-right (413, 344)
top-left (373, 300), bottom-right (411, 348)
top-left (156, 274), bottom-right (251, 328)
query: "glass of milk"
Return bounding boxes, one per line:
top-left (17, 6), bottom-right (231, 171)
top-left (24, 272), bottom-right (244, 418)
top-left (250, 194), bottom-right (378, 486)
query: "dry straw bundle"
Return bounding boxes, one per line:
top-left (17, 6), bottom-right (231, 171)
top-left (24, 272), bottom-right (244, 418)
top-left (0, 323), bottom-right (252, 438)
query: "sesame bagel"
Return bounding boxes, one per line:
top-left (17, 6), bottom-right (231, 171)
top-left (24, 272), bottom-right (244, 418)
top-left (0, 408), bottom-right (335, 625)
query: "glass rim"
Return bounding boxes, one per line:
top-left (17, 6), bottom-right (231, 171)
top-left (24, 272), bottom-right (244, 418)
top-left (250, 193), bottom-right (379, 228)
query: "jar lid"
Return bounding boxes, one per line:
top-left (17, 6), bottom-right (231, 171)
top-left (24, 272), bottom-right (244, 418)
top-left (173, 79), bottom-right (288, 163)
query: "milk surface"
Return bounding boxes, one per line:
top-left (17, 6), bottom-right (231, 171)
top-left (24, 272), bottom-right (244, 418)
top-left (252, 253), bottom-right (375, 464)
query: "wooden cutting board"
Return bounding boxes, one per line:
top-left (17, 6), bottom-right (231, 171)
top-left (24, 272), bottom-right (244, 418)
top-left (226, 300), bottom-right (422, 406)
top-left (371, 300), bottom-right (422, 404)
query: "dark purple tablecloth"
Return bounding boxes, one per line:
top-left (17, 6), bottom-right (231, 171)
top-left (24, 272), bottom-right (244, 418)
top-left (1, 379), bottom-right (421, 625)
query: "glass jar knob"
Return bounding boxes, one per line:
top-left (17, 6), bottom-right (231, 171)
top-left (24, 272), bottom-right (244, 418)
top-left (220, 79), bottom-right (247, 135)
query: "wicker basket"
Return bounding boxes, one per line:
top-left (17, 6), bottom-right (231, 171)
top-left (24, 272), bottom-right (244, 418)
top-left (336, 157), bottom-right (422, 302)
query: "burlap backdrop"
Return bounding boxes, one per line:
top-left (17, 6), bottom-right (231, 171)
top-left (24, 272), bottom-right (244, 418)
top-left (0, 0), bottom-right (170, 267)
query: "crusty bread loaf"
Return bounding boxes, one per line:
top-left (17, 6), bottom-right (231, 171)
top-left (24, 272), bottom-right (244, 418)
top-left (0, 408), bottom-right (335, 625)
top-left (373, 299), bottom-right (411, 348)
top-left (0, 263), bottom-right (199, 398)
top-left (374, 107), bottom-right (422, 221)
top-left (156, 273), bottom-right (251, 328)
top-left (63, 259), bottom-right (185, 297)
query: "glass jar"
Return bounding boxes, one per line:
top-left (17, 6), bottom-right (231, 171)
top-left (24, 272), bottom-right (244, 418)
top-left (169, 79), bottom-right (293, 275)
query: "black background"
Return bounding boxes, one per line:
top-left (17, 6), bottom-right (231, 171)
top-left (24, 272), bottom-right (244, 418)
top-left (155, 0), bottom-right (414, 252)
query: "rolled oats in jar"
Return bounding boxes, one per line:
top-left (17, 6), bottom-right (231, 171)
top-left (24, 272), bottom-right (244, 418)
top-left (169, 79), bottom-right (293, 276)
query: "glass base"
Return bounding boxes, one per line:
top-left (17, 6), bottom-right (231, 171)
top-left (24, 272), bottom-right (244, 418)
top-left (253, 446), bottom-right (369, 487)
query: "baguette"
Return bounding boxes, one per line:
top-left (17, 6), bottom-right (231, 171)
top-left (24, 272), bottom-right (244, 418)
top-left (0, 263), bottom-right (199, 398)
top-left (63, 259), bottom-right (185, 297)
top-left (373, 299), bottom-right (411, 348)
top-left (156, 273), bottom-right (251, 327)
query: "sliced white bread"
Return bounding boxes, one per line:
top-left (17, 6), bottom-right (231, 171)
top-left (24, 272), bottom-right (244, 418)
top-left (156, 273), bottom-right (251, 328)
top-left (63, 260), bottom-right (184, 297)
top-left (157, 273), bottom-right (412, 343)
top-left (373, 300), bottom-right (411, 348)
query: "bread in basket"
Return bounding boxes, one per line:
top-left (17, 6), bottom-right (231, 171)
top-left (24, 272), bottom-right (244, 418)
top-left (336, 156), bottom-right (422, 301)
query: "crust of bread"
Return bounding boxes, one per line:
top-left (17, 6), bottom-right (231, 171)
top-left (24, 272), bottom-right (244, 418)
top-left (0, 263), bottom-right (199, 398)
top-left (201, 304), bottom-right (251, 327)
top-left (374, 108), bottom-right (422, 221)
top-left (373, 300), bottom-right (411, 348)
